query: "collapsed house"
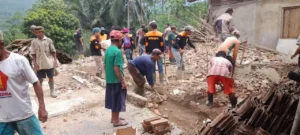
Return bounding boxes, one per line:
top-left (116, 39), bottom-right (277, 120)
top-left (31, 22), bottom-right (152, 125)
top-left (5, 39), bottom-right (73, 64)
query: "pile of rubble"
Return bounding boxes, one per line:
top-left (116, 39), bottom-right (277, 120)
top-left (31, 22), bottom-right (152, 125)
top-left (190, 19), bottom-right (216, 43)
top-left (160, 43), bottom-right (297, 107)
top-left (6, 39), bottom-right (73, 64)
top-left (199, 81), bottom-right (300, 135)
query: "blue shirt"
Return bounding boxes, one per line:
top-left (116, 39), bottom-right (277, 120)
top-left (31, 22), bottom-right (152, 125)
top-left (130, 55), bottom-right (154, 86)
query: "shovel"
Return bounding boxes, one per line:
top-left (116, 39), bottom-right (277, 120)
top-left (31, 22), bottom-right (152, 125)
top-left (153, 88), bottom-right (164, 103)
top-left (178, 53), bottom-right (184, 78)
top-left (163, 56), bottom-right (169, 84)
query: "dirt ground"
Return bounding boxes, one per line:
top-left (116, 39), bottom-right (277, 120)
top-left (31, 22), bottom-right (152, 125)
top-left (27, 43), bottom-right (297, 135)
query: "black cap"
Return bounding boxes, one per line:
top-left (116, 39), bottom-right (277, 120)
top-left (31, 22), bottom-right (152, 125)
top-left (226, 8), bottom-right (233, 13)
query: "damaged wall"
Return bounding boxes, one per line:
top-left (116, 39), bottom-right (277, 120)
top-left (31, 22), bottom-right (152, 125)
top-left (255, 0), bottom-right (300, 50)
top-left (209, 0), bottom-right (300, 50)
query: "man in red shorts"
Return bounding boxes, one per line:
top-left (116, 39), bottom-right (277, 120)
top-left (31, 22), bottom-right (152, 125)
top-left (206, 51), bottom-right (237, 108)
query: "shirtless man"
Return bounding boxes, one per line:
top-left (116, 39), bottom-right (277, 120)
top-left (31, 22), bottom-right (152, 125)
top-left (216, 30), bottom-right (246, 77)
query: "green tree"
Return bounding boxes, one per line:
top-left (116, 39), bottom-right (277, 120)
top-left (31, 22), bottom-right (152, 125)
top-left (23, 0), bottom-right (80, 55)
top-left (1, 12), bottom-right (27, 45)
top-left (65, 0), bottom-right (154, 30)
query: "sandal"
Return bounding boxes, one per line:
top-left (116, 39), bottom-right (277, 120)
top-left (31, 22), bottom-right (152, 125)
top-left (111, 118), bottom-right (125, 123)
top-left (113, 120), bottom-right (128, 127)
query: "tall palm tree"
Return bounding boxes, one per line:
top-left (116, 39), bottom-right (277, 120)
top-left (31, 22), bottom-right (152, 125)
top-left (65, 0), bottom-right (154, 30)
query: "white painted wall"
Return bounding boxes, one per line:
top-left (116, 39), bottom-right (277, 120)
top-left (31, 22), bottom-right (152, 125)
top-left (276, 39), bottom-right (297, 55)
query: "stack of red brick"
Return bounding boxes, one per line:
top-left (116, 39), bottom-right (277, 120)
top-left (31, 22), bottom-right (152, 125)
top-left (142, 116), bottom-right (171, 135)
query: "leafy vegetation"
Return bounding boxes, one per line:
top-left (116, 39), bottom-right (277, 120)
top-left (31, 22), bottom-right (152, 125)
top-left (22, 0), bottom-right (80, 55)
top-left (2, 0), bottom-right (207, 55)
top-left (1, 12), bottom-right (27, 46)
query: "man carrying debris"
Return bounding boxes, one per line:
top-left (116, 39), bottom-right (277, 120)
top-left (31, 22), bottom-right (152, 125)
top-left (0, 31), bottom-right (48, 134)
top-left (206, 51), bottom-right (237, 108)
top-left (122, 28), bottom-right (135, 62)
top-left (136, 24), bottom-right (146, 54)
top-left (291, 35), bottom-right (300, 72)
top-left (90, 27), bottom-right (103, 78)
top-left (167, 26), bottom-right (178, 64)
top-left (172, 26), bottom-right (197, 76)
top-left (217, 30), bottom-right (245, 75)
top-left (104, 30), bottom-right (128, 127)
top-left (128, 49), bottom-right (162, 96)
top-left (139, 28), bottom-right (148, 56)
top-left (145, 21), bottom-right (165, 85)
top-left (213, 8), bottom-right (235, 42)
top-left (30, 26), bottom-right (58, 98)
top-left (74, 27), bottom-right (84, 58)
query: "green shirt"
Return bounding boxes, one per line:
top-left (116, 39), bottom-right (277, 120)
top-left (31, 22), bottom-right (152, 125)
top-left (104, 45), bottom-right (124, 84)
top-left (167, 32), bottom-right (176, 46)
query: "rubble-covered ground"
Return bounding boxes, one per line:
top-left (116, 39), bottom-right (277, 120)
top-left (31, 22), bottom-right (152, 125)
top-left (33, 42), bottom-right (298, 134)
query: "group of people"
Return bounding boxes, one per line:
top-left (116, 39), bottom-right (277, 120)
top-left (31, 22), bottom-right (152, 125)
top-left (0, 7), bottom-right (247, 133)
top-left (85, 21), bottom-right (198, 127)
top-left (207, 8), bottom-right (248, 108)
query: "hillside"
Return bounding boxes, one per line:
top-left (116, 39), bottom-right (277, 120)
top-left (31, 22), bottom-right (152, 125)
top-left (0, 0), bottom-right (37, 28)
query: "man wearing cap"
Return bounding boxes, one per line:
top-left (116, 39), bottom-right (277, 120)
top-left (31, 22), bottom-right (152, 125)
top-left (74, 27), bottom-right (84, 58)
top-left (30, 26), bottom-right (58, 98)
top-left (0, 30), bottom-right (48, 134)
top-left (216, 30), bottom-right (246, 77)
top-left (100, 27), bottom-right (108, 41)
top-left (104, 30), bottom-right (128, 127)
top-left (172, 26), bottom-right (197, 78)
top-left (291, 35), bottom-right (300, 73)
top-left (122, 28), bottom-right (135, 62)
top-left (90, 27), bottom-right (103, 78)
top-left (213, 8), bottom-right (235, 42)
top-left (145, 21), bottom-right (165, 85)
top-left (128, 49), bottom-right (162, 96)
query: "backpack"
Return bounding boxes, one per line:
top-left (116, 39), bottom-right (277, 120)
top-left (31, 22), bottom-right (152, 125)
top-left (124, 36), bottom-right (131, 48)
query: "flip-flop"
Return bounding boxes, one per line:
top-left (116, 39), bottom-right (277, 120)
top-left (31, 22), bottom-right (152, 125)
top-left (113, 120), bottom-right (128, 127)
top-left (111, 118), bottom-right (125, 123)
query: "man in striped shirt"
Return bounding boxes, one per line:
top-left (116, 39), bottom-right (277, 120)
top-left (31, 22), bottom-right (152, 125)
top-left (206, 51), bottom-right (237, 108)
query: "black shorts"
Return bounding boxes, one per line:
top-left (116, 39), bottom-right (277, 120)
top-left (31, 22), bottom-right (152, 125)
top-left (37, 68), bottom-right (54, 79)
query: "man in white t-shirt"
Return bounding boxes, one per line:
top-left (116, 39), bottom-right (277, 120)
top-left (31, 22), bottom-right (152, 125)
top-left (0, 31), bottom-right (48, 135)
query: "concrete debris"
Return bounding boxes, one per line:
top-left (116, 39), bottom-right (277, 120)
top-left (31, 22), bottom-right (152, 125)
top-left (72, 76), bottom-right (85, 84)
top-left (127, 92), bottom-right (148, 107)
top-left (172, 89), bottom-right (186, 96)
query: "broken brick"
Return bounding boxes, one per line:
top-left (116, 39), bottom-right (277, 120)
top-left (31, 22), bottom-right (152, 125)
top-left (142, 122), bottom-right (152, 132)
top-left (150, 118), bottom-right (169, 128)
top-left (153, 124), bottom-right (171, 135)
top-left (143, 116), bottom-right (161, 125)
